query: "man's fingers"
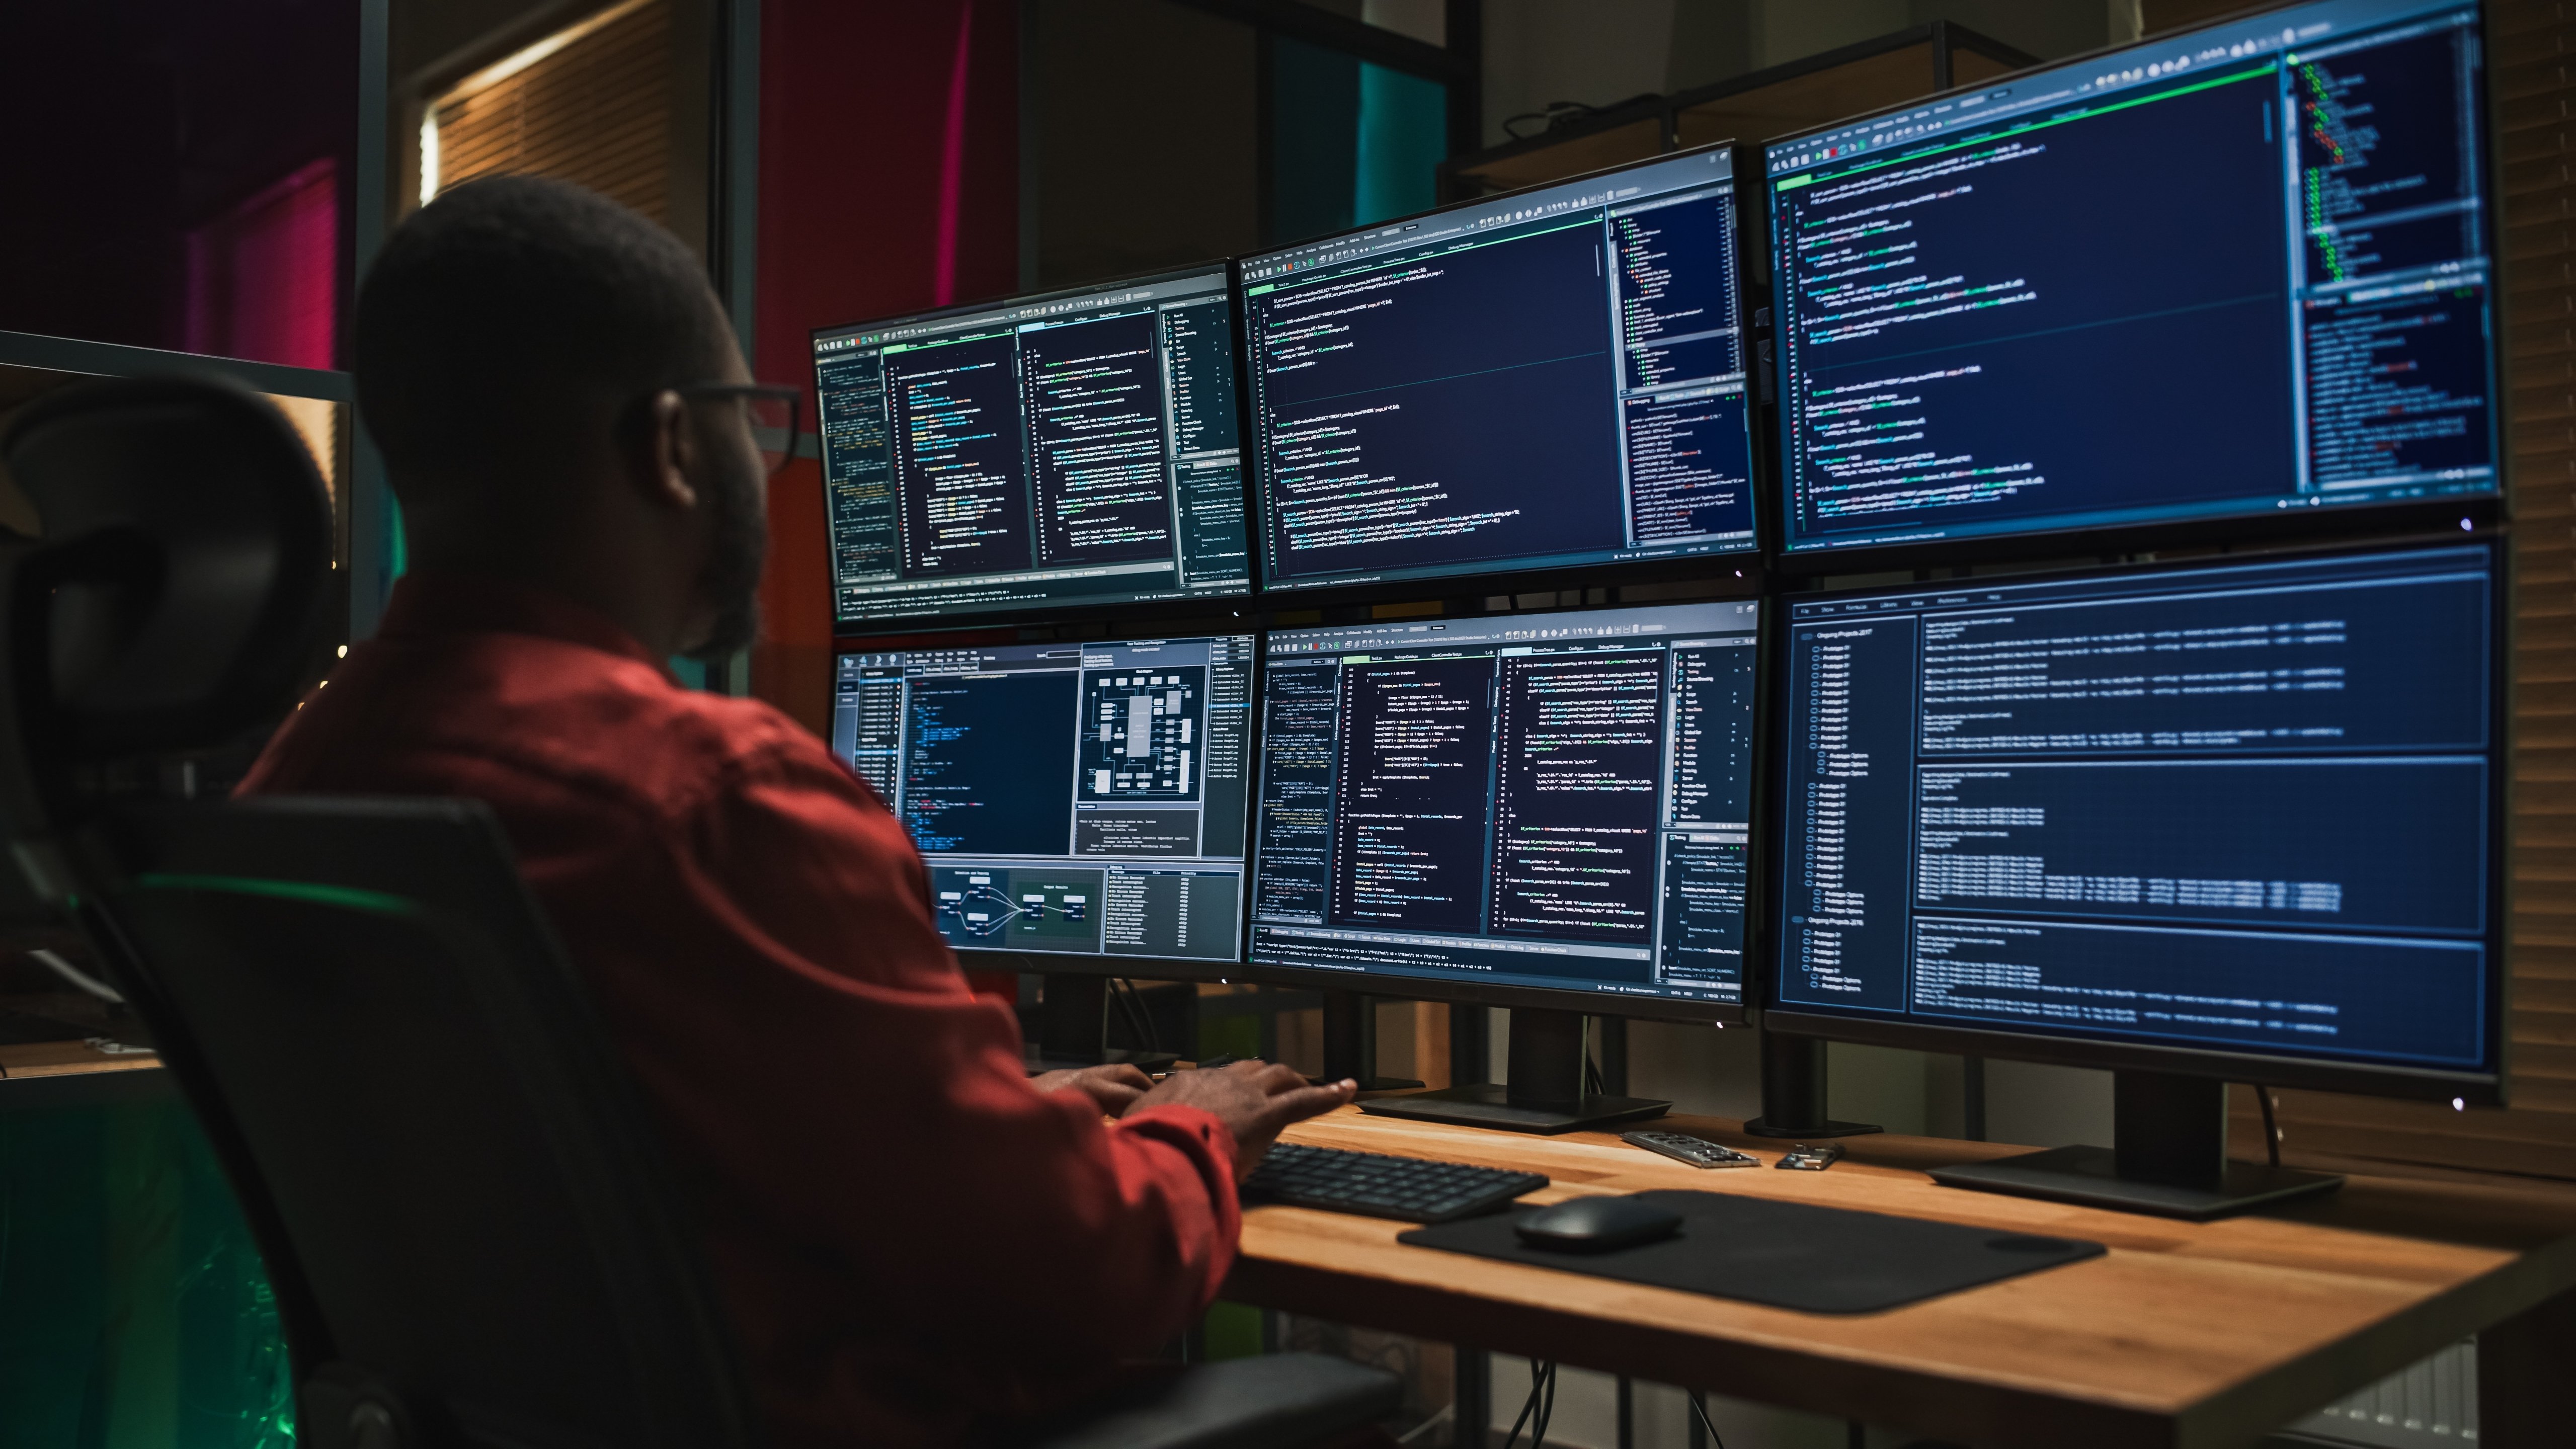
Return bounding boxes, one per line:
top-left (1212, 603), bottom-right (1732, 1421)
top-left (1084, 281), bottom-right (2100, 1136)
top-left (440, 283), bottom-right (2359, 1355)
top-left (1258, 1079), bottom-right (1358, 1130)
top-left (1092, 1064), bottom-right (1155, 1092)
top-left (1249, 1062), bottom-right (1313, 1096)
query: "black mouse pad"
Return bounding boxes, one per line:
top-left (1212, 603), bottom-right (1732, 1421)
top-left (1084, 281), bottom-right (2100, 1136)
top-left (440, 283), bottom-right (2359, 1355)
top-left (1395, 1189), bottom-right (2106, 1314)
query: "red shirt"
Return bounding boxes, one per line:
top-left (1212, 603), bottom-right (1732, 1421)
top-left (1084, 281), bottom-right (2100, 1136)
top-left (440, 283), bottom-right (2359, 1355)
top-left (239, 574), bottom-right (1240, 1447)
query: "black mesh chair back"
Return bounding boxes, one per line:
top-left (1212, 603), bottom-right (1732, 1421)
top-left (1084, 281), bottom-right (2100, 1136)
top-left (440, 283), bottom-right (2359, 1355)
top-left (95, 796), bottom-right (759, 1449)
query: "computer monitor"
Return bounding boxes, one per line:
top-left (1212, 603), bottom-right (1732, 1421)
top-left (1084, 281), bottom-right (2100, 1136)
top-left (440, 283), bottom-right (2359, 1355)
top-left (1240, 146), bottom-right (1762, 600)
top-left (830, 632), bottom-right (1257, 980)
top-left (1769, 540), bottom-right (2503, 1212)
top-left (1246, 599), bottom-right (1760, 1130)
top-left (811, 265), bottom-right (1252, 626)
top-left (1764, 0), bottom-right (2502, 562)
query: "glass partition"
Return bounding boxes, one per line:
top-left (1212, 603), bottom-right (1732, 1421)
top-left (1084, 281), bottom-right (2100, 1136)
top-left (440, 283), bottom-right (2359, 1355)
top-left (0, 0), bottom-right (358, 368)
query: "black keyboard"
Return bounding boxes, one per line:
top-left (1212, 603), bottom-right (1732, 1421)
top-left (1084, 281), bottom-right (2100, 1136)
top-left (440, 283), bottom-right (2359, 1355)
top-left (1242, 1143), bottom-right (1548, 1223)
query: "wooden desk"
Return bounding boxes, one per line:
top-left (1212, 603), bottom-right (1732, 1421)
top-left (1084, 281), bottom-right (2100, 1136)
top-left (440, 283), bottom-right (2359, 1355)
top-left (0, 1038), bottom-right (158, 1079)
top-left (1226, 1107), bottom-right (2576, 1449)
top-left (0, 1041), bottom-right (165, 1110)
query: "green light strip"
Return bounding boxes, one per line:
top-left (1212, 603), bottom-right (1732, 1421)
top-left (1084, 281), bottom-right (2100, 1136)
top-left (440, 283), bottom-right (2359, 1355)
top-left (1781, 62), bottom-right (2276, 203)
top-left (879, 326), bottom-right (1018, 356)
top-left (136, 872), bottom-right (419, 917)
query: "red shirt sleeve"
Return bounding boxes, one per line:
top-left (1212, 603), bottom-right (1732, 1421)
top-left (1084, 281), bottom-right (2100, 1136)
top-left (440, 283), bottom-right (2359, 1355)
top-left (521, 731), bottom-right (1239, 1406)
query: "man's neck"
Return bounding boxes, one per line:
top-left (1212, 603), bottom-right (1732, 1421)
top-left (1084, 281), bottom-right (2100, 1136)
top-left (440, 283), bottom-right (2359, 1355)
top-left (395, 457), bottom-right (704, 662)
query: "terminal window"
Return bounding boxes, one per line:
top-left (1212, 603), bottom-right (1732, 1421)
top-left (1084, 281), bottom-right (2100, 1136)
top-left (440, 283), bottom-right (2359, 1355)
top-left (1772, 544), bottom-right (2497, 1072)
top-left (812, 266), bottom-right (1252, 624)
top-left (1766, 0), bottom-right (2499, 555)
top-left (1250, 600), bottom-right (1759, 1006)
top-left (831, 634), bottom-right (1256, 963)
top-left (1241, 147), bottom-right (1760, 595)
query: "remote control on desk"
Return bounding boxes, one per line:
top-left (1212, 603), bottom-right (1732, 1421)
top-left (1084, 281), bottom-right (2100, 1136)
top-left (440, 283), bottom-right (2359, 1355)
top-left (1622, 1130), bottom-right (1759, 1168)
top-left (1776, 1142), bottom-right (1844, 1171)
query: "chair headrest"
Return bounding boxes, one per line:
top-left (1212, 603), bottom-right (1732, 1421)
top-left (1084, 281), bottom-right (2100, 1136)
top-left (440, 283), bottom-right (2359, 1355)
top-left (0, 375), bottom-right (333, 765)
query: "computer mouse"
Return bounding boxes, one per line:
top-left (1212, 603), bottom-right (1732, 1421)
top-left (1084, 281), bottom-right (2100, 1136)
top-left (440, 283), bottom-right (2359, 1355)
top-left (1514, 1195), bottom-right (1683, 1253)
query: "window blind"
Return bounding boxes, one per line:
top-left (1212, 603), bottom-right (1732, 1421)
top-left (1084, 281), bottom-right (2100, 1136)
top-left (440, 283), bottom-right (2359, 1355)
top-left (427, 0), bottom-right (674, 226)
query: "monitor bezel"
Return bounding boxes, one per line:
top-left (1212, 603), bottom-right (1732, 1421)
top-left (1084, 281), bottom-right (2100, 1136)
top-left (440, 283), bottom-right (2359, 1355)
top-left (1234, 141), bottom-right (1776, 611)
top-left (828, 628), bottom-right (1266, 983)
top-left (1756, 0), bottom-right (2511, 576)
top-left (807, 261), bottom-right (1258, 633)
top-left (1230, 594), bottom-right (1766, 1027)
top-left (1756, 529), bottom-right (2513, 1104)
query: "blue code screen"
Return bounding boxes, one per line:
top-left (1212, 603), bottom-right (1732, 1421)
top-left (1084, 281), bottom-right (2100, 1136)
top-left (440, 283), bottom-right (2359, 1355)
top-left (1249, 600), bottom-right (1760, 1009)
top-left (1766, 0), bottom-right (2499, 555)
top-left (1242, 148), bottom-right (1759, 594)
top-left (1772, 543), bottom-right (2498, 1073)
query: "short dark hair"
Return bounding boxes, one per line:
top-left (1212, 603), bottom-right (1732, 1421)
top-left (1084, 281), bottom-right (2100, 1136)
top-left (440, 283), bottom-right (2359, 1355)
top-left (353, 177), bottom-right (730, 483)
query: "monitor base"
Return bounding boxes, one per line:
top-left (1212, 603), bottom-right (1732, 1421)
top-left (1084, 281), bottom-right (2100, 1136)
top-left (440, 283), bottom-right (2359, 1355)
top-left (1024, 1048), bottom-right (1181, 1077)
top-left (1931, 1145), bottom-right (2343, 1220)
top-left (1751, 1032), bottom-right (1882, 1140)
top-left (1027, 975), bottom-right (1179, 1077)
top-left (1317, 989), bottom-right (1421, 1094)
top-left (1741, 1116), bottom-right (1883, 1140)
top-left (1360, 1083), bottom-right (1670, 1136)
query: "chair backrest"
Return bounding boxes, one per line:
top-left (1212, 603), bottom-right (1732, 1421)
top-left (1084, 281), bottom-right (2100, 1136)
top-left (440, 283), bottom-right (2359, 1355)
top-left (0, 377), bottom-right (762, 1449)
top-left (95, 796), bottom-right (760, 1449)
top-left (0, 375), bottom-right (330, 772)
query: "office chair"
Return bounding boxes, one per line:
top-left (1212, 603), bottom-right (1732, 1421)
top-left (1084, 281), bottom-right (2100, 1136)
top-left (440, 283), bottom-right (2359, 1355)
top-left (0, 376), bottom-right (1401, 1449)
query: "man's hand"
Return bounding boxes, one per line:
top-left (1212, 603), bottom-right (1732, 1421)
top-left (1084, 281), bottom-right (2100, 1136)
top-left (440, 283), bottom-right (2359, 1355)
top-left (1031, 1063), bottom-right (1156, 1117)
top-left (1128, 1060), bottom-right (1358, 1180)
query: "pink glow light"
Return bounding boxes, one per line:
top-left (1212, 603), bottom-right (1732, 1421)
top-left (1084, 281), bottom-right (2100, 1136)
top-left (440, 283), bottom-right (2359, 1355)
top-left (932, 1), bottom-right (976, 306)
top-left (186, 157), bottom-right (338, 369)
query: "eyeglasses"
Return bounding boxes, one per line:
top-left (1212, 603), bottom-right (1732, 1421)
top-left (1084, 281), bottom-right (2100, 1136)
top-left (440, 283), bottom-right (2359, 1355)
top-left (673, 382), bottom-right (803, 477)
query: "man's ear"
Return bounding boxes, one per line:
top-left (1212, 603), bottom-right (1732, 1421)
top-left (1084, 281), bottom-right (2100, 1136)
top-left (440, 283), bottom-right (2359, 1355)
top-left (637, 388), bottom-right (701, 511)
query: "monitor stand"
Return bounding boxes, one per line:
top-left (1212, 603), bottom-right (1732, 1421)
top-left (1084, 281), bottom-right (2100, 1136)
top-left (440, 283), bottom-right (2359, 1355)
top-left (1360, 1009), bottom-right (1668, 1135)
top-left (1930, 1071), bottom-right (2343, 1220)
top-left (1023, 975), bottom-right (1179, 1076)
top-left (1742, 1031), bottom-right (1881, 1139)
top-left (1319, 989), bottom-right (1424, 1092)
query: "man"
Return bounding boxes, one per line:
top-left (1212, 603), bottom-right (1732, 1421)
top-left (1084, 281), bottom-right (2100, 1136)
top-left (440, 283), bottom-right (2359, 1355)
top-left (240, 176), bottom-right (1356, 1446)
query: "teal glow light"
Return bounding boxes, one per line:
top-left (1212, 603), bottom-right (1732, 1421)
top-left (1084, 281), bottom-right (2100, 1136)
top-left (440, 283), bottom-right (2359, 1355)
top-left (1354, 62), bottom-right (1443, 225)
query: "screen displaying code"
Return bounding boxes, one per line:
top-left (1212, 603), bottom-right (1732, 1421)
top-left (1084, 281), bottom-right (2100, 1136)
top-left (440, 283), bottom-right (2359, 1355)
top-left (814, 266), bottom-right (1252, 624)
top-left (1772, 544), bottom-right (2497, 1074)
top-left (831, 634), bottom-right (1256, 963)
top-left (1766, 0), bottom-right (2498, 555)
top-left (1243, 148), bottom-right (1760, 595)
top-left (1251, 599), bottom-right (1759, 1008)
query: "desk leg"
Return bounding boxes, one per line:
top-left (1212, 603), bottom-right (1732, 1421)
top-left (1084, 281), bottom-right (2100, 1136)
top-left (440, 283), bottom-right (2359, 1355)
top-left (1456, 1347), bottom-right (1488, 1448)
top-left (2479, 1284), bottom-right (2576, 1447)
